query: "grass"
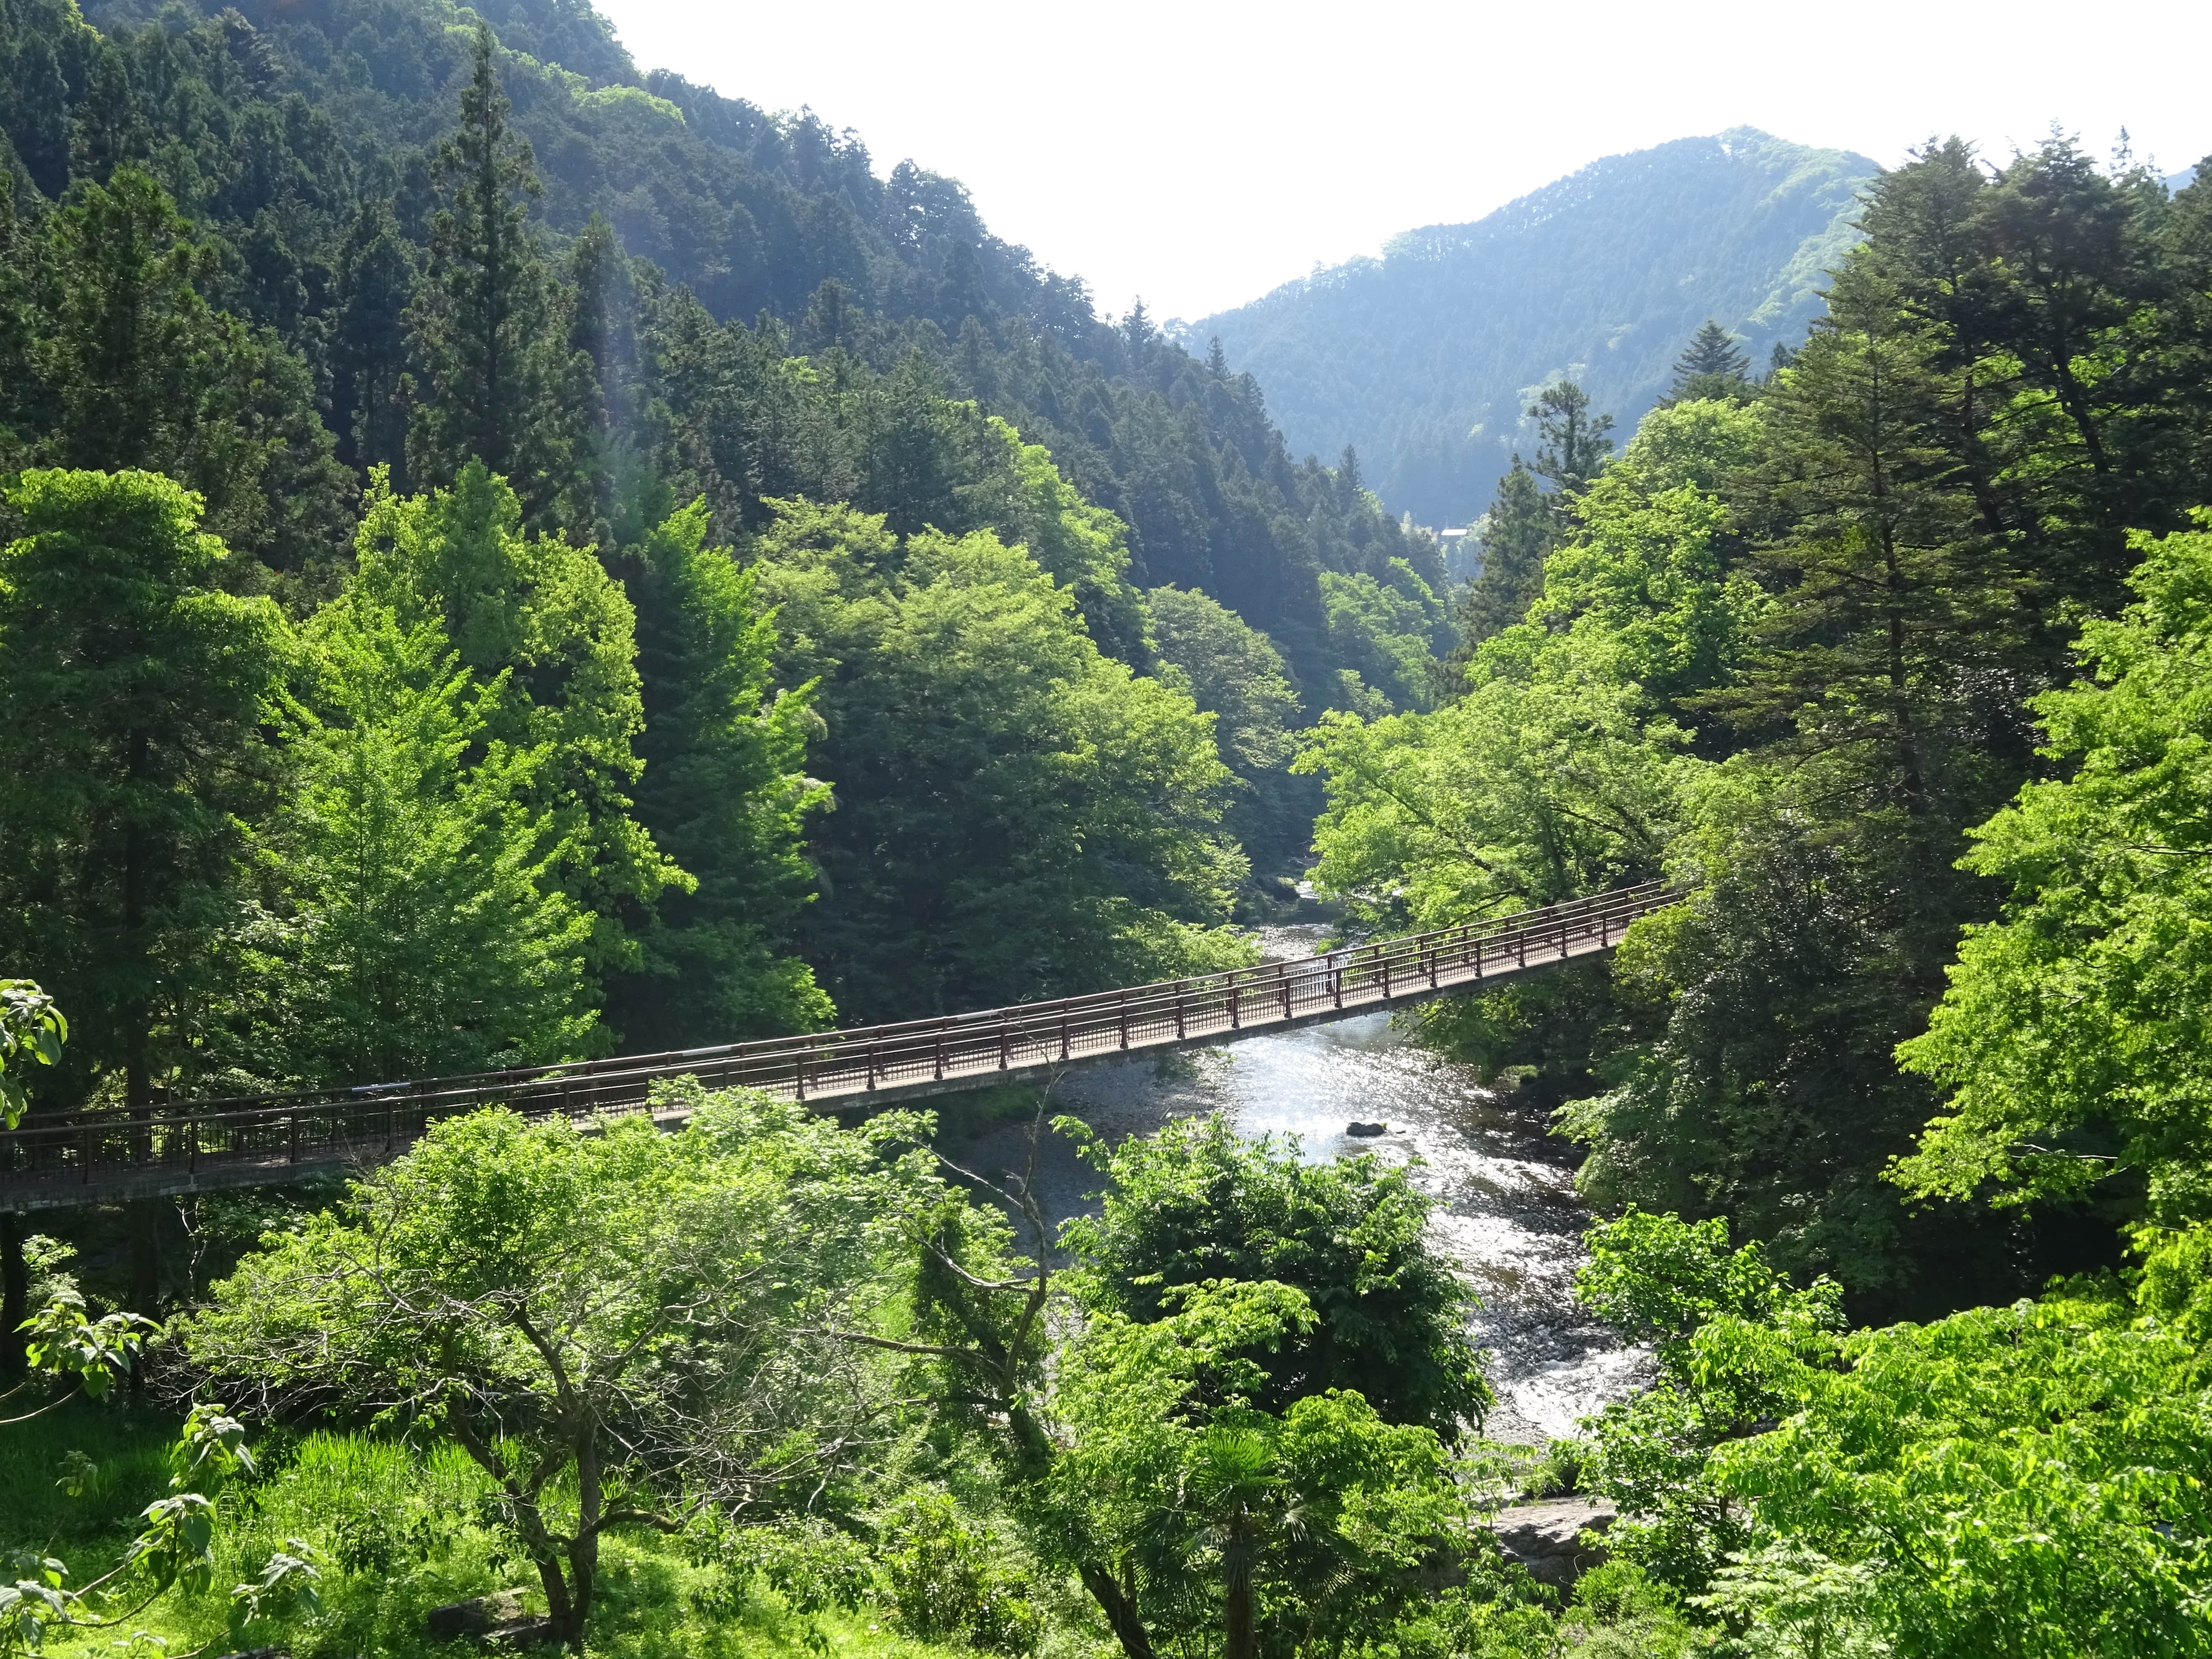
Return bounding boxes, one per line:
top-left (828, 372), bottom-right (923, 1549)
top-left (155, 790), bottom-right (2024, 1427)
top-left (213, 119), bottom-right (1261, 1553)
top-left (0, 1392), bottom-right (178, 1558)
top-left (1, 1405), bottom-right (1031, 1659)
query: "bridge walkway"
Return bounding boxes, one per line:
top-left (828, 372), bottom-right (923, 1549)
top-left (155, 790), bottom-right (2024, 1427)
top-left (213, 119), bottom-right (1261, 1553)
top-left (0, 883), bottom-right (1685, 1211)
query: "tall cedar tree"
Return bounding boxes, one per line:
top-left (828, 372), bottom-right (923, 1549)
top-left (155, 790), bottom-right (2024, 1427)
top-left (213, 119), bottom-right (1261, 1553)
top-left (606, 499), bottom-right (832, 1049)
top-left (0, 469), bottom-right (290, 1115)
top-left (23, 166), bottom-right (350, 590)
top-left (330, 200), bottom-right (417, 483)
top-left (1664, 319), bottom-right (1754, 404)
top-left (1528, 380), bottom-right (1615, 499)
top-left (406, 26), bottom-right (582, 528)
top-left (1448, 459), bottom-right (1558, 657)
top-left (566, 214), bottom-right (637, 545)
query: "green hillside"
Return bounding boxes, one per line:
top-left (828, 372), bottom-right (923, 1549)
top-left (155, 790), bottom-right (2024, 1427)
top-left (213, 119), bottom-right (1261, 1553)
top-left (1186, 128), bottom-right (1876, 525)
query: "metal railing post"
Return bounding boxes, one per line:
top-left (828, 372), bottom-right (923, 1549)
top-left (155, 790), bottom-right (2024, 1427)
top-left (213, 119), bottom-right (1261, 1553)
top-left (935, 1030), bottom-right (947, 1082)
top-left (1175, 987), bottom-right (1186, 1040)
top-left (1119, 991), bottom-right (1129, 1049)
top-left (1229, 975), bottom-right (1241, 1030)
top-left (999, 1022), bottom-right (1011, 1070)
top-left (1060, 1002), bottom-right (1072, 1061)
top-left (867, 1043), bottom-right (879, 1091)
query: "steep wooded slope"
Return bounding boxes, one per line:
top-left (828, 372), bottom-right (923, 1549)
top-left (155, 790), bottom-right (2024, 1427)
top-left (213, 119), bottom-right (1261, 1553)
top-left (1186, 129), bottom-right (1876, 525)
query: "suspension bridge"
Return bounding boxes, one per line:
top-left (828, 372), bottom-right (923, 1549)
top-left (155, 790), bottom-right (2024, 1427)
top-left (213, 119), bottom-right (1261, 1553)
top-left (0, 883), bottom-right (1685, 1211)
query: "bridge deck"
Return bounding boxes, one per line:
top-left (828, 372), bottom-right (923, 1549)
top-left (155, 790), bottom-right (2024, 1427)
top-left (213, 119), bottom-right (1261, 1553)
top-left (0, 884), bottom-right (1684, 1210)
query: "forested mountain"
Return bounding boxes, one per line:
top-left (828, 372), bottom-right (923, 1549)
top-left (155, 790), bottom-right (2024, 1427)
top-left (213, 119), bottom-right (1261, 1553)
top-left (1187, 129), bottom-right (1875, 525)
top-left (0, 0), bottom-right (1475, 1088)
top-left (2, 0), bottom-right (1448, 697)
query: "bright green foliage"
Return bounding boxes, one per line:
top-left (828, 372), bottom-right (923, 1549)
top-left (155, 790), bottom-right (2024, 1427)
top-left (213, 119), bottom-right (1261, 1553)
top-left (1144, 585), bottom-right (1309, 867)
top-left (1575, 1211), bottom-right (1846, 1593)
top-left (747, 498), bottom-right (1251, 1019)
top-left (876, 1490), bottom-right (1041, 1655)
top-left (992, 419), bottom-right (1150, 664)
top-left (1060, 1116), bottom-right (1490, 1440)
top-left (1039, 1281), bottom-right (1475, 1659)
top-left (607, 498), bottom-right (831, 1050)
top-left (1575, 1210), bottom-right (2212, 1656)
top-left (228, 587), bottom-right (596, 1086)
top-left (1318, 561), bottom-right (1449, 712)
top-left (896, 1119), bottom-right (1519, 1659)
top-left (1530, 403), bottom-right (1769, 710)
top-left (352, 462), bottom-right (681, 984)
top-left (1898, 511), bottom-right (2212, 1218)
top-left (185, 1094), bottom-right (933, 1653)
top-left (0, 469), bottom-right (290, 1108)
top-left (1298, 628), bottom-right (1688, 935)
top-left (1715, 1290), bottom-right (2212, 1657)
top-left (0, 982), bottom-right (65, 1131)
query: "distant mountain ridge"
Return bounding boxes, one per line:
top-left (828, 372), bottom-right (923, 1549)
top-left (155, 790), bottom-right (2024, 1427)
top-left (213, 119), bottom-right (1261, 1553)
top-left (1182, 128), bottom-right (1878, 525)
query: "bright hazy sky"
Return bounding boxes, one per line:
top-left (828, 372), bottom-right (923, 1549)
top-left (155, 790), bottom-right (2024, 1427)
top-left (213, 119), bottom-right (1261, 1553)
top-left (591, 0), bottom-right (2211, 325)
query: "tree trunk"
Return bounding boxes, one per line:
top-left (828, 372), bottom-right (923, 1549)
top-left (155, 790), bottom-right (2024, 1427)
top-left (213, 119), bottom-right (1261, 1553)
top-left (1077, 1560), bottom-right (1158, 1659)
top-left (564, 1426), bottom-right (601, 1654)
top-left (128, 1199), bottom-right (162, 1315)
top-left (1225, 1559), bottom-right (1254, 1659)
top-left (1, 1213), bottom-right (27, 1377)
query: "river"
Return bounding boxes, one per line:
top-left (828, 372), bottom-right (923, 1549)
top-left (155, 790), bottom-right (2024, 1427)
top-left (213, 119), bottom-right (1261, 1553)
top-left (955, 922), bottom-right (1646, 1443)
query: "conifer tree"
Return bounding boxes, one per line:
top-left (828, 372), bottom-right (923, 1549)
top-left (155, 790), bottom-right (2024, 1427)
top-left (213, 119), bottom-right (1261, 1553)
top-left (0, 469), bottom-right (290, 1114)
top-left (31, 166), bottom-right (351, 585)
top-left (607, 500), bottom-right (831, 1050)
top-left (566, 213), bottom-right (634, 542)
top-left (330, 199), bottom-right (417, 481)
top-left (1528, 380), bottom-right (1614, 498)
top-left (1447, 459), bottom-right (1557, 657)
top-left (406, 25), bottom-right (577, 526)
top-left (1665, 319), bottom-right (1754, 403)
top-left (1, 18), bottom-right (71, 198)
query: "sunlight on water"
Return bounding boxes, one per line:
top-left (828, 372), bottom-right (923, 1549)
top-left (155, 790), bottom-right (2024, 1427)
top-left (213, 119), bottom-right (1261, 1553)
top-left (956, 922), bottom-right (1648, 1443)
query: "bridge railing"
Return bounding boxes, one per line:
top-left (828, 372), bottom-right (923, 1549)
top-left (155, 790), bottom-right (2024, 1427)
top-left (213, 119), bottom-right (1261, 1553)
top-left (0, 882), bottom-right (1687, 1198)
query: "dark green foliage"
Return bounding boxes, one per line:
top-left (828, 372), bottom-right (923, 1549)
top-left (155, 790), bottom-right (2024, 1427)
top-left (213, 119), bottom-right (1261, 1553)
top-left (606, 499), bottom-right (830, 1049)
top-left (404, 25), bottom-right (581, 528)
top-left (1527, 380), bottom-right (1614, 499)
top-left (8, 165), bottom-right (352, 594)
top-left (1060, 1115), bottom-right (1491, 1440)
top-left (1448, 459), bottom-right (1557, 656)
top-left (1663, 319), bottom-right (1753, 404)
top-left (0, 469), bottom-right (291, 1110)
top-left (328, 200), bottom-right (415, 480)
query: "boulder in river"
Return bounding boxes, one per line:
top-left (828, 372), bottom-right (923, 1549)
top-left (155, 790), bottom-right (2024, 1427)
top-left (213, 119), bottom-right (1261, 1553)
top-left (1345, 1120), bottom-right (1388, 1137)
top-left (1491, 1497), bottom-right (1616, 1590)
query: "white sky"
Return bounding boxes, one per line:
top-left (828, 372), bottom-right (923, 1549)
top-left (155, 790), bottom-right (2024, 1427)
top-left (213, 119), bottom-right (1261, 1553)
top-left (590, 0), bottom-right (2212, 324)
